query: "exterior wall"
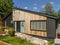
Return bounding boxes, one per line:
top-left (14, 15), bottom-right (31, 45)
top-left (47, 18), bottom-right (56, 38)
top-left (13, 9), bottom-right (47, 37)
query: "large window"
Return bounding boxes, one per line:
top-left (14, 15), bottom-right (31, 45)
top-left (30, 20), bottom-right (46, 30)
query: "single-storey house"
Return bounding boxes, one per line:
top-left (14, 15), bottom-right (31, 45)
top-left (12, 7), bottom-right (57, 39)
top-left (1, 7), bottom-right (57, 39)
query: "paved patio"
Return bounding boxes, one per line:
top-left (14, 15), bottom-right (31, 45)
top-left (15, 33), bottom-right (48, 45)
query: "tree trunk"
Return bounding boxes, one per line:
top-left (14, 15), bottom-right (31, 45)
top-left (0, 21), bottom-right (3, 26)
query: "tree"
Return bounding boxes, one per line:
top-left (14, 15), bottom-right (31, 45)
top-left (0, 0), bottom-right (13, 19)
top-left (42, 3), bottom-right (56, 16)
top-left (57, 9), bottom-right (60, 23)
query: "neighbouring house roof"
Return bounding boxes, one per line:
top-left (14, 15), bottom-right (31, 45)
top-left (2, 12), bottom-right (12, 21)
top-left (14, 7), bottom-right (57, 20)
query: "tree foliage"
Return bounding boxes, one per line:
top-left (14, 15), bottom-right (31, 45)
top-left (41, 2), bottom-right (60, 23)
top-left (42, 3), bottom-right (56, 16)
top-left (57, 9), bottom-right (60, 23)
top-left (0, 0), bottom-right (13, 19)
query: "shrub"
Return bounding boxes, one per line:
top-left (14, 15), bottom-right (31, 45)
top-left (0, 26), bottom-right (6, 34)
top-left (48, 41), bottom-right (54, 45)
top-left (0, 26), bottom-right (5, 31)
top-left (8, 28), bottom-right (15, 36)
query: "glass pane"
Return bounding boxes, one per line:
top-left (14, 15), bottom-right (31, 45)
top-left (17, 21), bottom-right (20, 32)
top-left (41, 21), bottom-right (46, 30)
top-left (34, 22), bottom-right (37, 30)
top-left (31, 22), bottom-right (34, 29)
top-left (37, 22), bottom-right (41, 30)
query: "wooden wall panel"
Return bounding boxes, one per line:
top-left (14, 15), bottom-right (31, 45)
top-left (13, 9), bottom-right (47, 37)
top-left (30, 30), bottom-right (47, 37)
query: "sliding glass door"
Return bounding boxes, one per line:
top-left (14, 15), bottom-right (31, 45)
top-left (14, 21), bottom-right (25, 33)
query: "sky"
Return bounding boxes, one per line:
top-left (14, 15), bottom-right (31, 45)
top-left (13, 0), bottom-right (60, 12)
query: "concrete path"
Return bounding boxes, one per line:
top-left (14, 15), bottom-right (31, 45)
top-left (15, 33), bottom-right (48, 45)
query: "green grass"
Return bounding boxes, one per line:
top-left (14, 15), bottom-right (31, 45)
top-left (0, 36), bottom-right (35, 45)
top-left (48, 41), bottom-right (54, 45)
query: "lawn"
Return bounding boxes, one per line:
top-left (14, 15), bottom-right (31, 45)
top-left (48, 41), bottom-right (54, 45)
top-left (0, 36), bottom-right (35, 45)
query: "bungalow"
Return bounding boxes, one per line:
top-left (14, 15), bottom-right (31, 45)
top-left (12, 7), bottom-right (57, 39)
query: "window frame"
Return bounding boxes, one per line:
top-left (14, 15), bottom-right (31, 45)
top-left (30, 20), bottom-right (47, 31)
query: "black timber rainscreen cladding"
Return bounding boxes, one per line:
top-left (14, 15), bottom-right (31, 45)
top-left (46, 18), bottom-right (56, 38)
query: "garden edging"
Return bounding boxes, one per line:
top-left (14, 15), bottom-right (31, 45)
top-left (0, 41), bottom-right (10, 45)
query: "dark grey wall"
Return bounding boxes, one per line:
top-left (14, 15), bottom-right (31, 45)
top-left (3, 14), bottom-right (13, 27)
top-left (47, 18), bottom-right (56, 38)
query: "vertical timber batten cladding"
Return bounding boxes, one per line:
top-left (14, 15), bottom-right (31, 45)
top-left (13, 7), bottom-right (57, 38)
top-left (13, 9), bottom-right (47, 37)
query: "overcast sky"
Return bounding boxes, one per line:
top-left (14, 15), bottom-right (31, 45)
top-left (13, 0), bottom-right (60, 12)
